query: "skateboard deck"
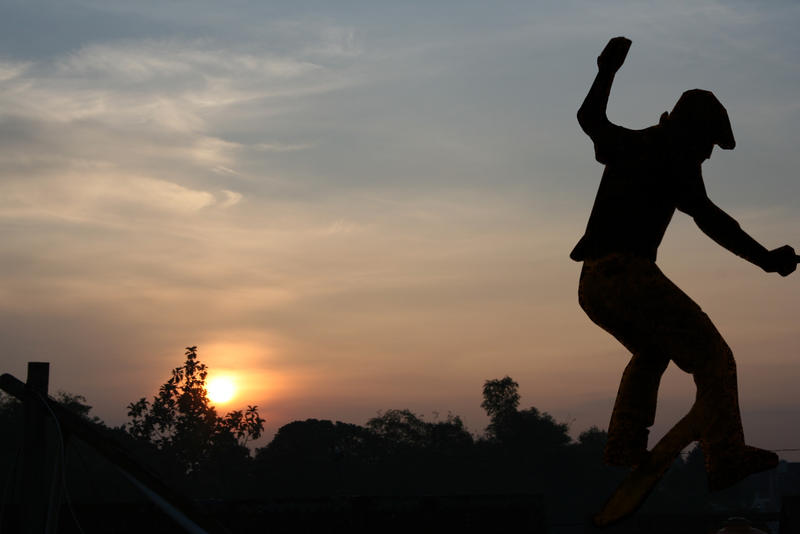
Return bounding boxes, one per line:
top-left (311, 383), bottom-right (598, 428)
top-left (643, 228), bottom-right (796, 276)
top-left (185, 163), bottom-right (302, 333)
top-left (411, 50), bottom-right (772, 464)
top-left (594, 408), bottom-right (699, 527)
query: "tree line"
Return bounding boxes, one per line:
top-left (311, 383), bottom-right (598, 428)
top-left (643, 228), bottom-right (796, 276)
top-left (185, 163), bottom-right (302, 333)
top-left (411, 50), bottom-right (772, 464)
top-left (0, 347), bottom-right (786, 524)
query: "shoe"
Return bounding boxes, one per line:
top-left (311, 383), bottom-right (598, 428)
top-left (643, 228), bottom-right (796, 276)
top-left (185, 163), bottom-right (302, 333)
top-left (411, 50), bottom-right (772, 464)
top-left (604, 427), bottom-right (649, 467)
top-left (706, 445), bottom-right (778, 491)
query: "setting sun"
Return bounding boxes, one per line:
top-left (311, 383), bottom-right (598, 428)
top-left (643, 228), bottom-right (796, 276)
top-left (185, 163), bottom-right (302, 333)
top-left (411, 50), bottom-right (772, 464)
top-left (207, 376), bottom-right (236, 404)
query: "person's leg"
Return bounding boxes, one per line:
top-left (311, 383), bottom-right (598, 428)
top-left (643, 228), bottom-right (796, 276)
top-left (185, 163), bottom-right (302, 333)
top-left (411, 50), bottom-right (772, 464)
top-left (579, 256), bottom-right (671, 465)
top-left (686, 335), bottom-right (777, 490)
top-left (605, 351), bottom-right (669, 465)
top-left (687, 334), bottom-right (743, 450)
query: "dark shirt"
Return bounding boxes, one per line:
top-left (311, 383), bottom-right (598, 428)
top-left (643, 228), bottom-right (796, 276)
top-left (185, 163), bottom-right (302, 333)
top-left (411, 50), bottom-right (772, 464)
top-left (571, 120), bottom-right (707, 262)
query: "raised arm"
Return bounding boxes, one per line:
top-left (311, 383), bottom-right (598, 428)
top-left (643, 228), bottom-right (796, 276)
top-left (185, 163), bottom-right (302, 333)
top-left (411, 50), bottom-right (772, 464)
top-left (680, 194), bottom-right (796, 276)
top-left (577, 37), bottom-right (631, 138)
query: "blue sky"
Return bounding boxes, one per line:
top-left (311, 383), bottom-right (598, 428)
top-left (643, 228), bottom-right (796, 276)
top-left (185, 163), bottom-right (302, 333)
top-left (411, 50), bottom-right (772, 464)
top-left (1, 1), bottom-right (800, 456)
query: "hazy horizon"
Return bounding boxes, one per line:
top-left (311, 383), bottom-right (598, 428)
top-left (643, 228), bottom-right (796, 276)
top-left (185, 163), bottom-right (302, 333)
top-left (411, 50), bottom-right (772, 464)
top-left (2, 1), bottom-right (800, 459)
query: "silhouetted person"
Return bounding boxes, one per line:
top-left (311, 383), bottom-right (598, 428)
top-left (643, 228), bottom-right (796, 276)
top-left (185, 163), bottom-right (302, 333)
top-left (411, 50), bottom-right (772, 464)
top-left (572, 37), bottom-right (797, 490)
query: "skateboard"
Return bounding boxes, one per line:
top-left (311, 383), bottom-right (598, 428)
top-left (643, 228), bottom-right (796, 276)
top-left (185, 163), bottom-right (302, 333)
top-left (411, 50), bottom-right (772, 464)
top-left (594, 407), bottom-right (699, 527)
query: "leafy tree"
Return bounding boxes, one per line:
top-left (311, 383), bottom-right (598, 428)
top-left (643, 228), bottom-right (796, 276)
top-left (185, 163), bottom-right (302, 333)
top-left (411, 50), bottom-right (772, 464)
top-left (0, 390), bottom-right (20, 418)
top-left (367, 409), bottom-right (430, 449)
top-left (262, 419), bottom-right (371, 461)
top-left (54, 391), bottom-right (103, 424)
top-left (481, 377), bottom-right (521, 417)
top-left (0, 390), bottom-right (23, 445)
top-left (252, 418), bottom-right (378, 496)
top-left (367, 409), bottom-right (472, 452)
top-left (481, 376), bottom-right (520, 440)
top-left (513, 407), bottom-right (570, 450)
top-left (126, 346), bottom-right (265, 474)
top-left (427, 413), bottom-right (473, 452)
top-left (481, 376), bottom-right (569, 450)
top-left (576, 425), bottom-right (607, 450)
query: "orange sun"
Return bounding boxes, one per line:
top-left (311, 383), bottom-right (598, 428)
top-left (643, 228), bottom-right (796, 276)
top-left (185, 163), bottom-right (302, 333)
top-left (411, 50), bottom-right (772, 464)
top-left (207, 376), bottom-right (236, 404)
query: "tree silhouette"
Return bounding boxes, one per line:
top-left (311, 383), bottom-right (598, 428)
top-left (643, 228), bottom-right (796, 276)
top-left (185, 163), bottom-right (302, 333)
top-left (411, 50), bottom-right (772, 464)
top-left (481, 377), bottom-right (521, 418)
top-left (481, 376), bottom-right (569, 450)
top-left (126, 346), bottom-right (264, 474)
top-left (367, 409), bottom-right (431, 450)
top-left (261, 418), bottom-right (371, 461)
top-left (481, 376), bottom-right (521, 443)
top-left (367, 409), bottom-right (473, 453)
top-left (54, 391), bottom-right (103, 423)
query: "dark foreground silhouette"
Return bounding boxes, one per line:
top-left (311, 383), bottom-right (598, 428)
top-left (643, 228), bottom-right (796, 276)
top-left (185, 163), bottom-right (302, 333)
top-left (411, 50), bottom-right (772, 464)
top-left (2, 363), bottom-right (799, 533)
top-left (572, 37), bottom-right (797, 524)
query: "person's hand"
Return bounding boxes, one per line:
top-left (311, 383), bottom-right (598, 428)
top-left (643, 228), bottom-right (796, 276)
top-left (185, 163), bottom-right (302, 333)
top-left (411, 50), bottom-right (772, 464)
top-left (763, 245), bottom-right (797, 276)
top-left (597, 37), bottom-right (632, 74)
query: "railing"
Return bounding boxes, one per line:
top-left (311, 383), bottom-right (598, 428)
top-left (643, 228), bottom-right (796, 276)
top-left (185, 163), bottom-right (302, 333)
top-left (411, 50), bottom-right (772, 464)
top-left (0, 362), bottom-right (229, 534)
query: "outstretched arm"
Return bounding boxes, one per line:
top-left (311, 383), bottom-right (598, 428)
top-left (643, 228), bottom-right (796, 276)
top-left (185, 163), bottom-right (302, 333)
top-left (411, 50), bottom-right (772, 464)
top-left (683, 196), bottom-right (796, 276)
top-left (577, 37), bottom-right (631, 138)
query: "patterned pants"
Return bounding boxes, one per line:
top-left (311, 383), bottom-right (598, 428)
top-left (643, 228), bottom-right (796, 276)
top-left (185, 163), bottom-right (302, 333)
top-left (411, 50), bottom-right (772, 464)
top-left (578, 254), bottom-right (745, 464)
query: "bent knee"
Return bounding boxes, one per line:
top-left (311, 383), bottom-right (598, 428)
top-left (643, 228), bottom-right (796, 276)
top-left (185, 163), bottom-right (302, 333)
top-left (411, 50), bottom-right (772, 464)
top-left (678, 336), bottom-right (735, 376)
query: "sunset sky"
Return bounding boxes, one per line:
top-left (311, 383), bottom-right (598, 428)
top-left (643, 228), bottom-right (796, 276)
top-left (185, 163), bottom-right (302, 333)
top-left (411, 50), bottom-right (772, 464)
top-left (2, 1), bottom-right (800, 458)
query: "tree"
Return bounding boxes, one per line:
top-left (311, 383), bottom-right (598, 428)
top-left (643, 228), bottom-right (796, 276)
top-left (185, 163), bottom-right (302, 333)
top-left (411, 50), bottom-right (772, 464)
top-left (55, 391), bottom-right (103, 424)
top-left (0, 391), bottom-right (20, 419)
top-left (481, 377), bottom-right (520, 418)
top-left (367, 409), bottom-right (473, 453)
top-left (481, 376), bottom-right (570, 449)
top-left (261, 419), bottom-right (370, 461)
top-left (481, 376), bottom-right (521, 441)
top-left (576, 426), bottom-right (607, 453)
top-left (367, 409), bottom-right (431, 449)
top-left (126, 346), bottom-right (265, 474)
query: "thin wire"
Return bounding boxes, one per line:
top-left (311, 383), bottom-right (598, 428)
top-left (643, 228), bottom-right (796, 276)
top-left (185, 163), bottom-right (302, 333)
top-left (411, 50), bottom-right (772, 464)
top-left (0, 443), bottom-right (23, 534)
top-left (36, 394), bottom-right (212, 534)
top-left (34, 392), bottom-right (87, 534)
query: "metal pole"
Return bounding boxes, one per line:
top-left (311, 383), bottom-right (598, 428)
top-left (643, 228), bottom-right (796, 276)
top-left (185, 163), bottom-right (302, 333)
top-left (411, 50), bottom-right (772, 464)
top-left (20, 362), bottom-right (50, 534)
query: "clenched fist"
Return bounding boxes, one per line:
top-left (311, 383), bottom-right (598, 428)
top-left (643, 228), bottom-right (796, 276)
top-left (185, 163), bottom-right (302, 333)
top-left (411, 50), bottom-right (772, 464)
top-left (598, 36), bottom-right (632, 74)
top-left (763, 245), bottom-right (797, 277)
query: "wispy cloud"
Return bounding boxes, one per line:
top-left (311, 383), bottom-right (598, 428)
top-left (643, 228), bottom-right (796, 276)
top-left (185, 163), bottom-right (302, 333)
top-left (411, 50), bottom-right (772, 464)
top-left (252, 142), bottom-right (313, 152)
top-left (0, 173), bottom-right (218, 221)
top-left (0, 60), bottom-right (31, 82)
top-left (219, 189), bottom-right (243, 208)
top-left (0, 33), bottom-right (368, 231)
